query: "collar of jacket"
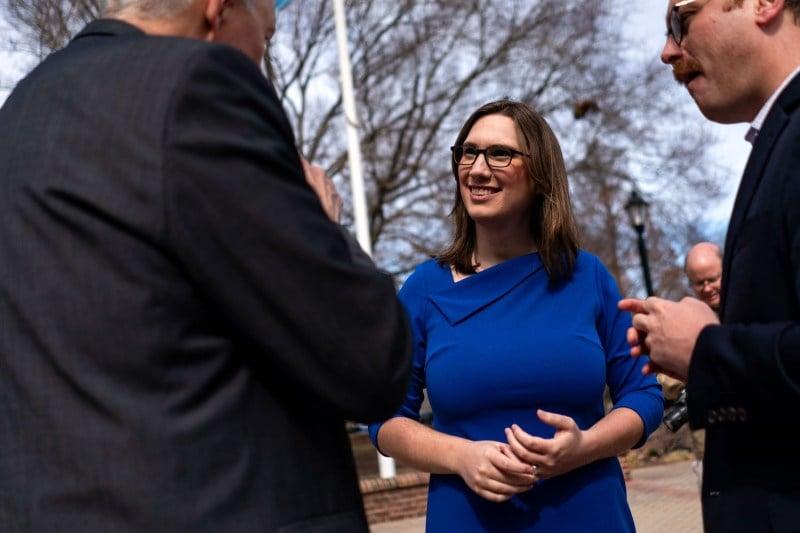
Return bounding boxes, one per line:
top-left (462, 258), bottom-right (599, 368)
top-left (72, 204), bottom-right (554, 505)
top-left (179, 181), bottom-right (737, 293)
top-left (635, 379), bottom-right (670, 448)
top-left (73, 18), bottom-right (145, 42)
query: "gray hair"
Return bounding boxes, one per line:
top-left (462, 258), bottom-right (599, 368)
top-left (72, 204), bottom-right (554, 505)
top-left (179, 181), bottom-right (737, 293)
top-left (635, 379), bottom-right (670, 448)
top-left (102, 0), bottom-right (197, 18)
top-left (104, 0), bottom-right (258, 18)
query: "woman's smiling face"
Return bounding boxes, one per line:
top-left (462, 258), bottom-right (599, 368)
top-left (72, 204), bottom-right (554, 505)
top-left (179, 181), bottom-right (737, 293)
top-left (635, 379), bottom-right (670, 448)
top-left (457, 114), bottom-right (535, 228)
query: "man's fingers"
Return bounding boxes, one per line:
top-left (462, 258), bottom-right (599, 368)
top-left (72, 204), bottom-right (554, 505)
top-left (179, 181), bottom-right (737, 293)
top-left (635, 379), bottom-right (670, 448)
top-left (326, 183), bottom-right (343, 221)
top-left (643, 361), bottom-right (679, 380)
top-left (647, 363), bottom-right (683, 381)
top-left (627, 326), bottom-right (650, 357)
top-left (299, 157), bottom-right (342, 223)
top-left (300, 158), bottom-right (316, 183)
top-left (631, 344), bottom-right (647, 357)
top-left (300, 157), bottom-right (326, 187)
top-left (631, 313), bottom-right (654, 333)
top-left (618, 298), bottom-right (648, 314)
top-left (626, 326), bottom-right (639, 346)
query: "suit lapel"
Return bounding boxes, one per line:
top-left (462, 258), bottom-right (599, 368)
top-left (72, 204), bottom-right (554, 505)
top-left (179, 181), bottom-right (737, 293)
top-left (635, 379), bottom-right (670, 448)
top-left (720, 74), bottom-right (800, 319)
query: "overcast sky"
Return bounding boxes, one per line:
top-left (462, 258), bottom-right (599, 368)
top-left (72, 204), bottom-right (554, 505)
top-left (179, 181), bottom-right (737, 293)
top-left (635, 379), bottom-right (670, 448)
top-left (0, 2), bottom-right (751, 233)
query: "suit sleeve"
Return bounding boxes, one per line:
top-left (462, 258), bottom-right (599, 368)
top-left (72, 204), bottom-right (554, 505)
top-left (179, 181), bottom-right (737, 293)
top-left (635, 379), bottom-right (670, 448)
top-left (687, 146), bottom-right (800, 429)
top-left (161, 45), bottom-right (411, 422)
top-left (595, 259), bottom-right (664, 447)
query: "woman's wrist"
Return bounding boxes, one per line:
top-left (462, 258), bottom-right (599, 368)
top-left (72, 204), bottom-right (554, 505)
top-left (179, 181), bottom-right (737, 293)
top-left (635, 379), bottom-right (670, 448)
top-left (582, 409), bottom-right (644, 463)
top-left (577, 428), bottom-right (601, 465)
top-left (446, 437), bottom-right (473, 477)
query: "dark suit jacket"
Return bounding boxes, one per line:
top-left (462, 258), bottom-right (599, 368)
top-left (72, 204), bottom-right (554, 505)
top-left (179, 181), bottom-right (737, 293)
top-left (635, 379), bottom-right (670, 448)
top-left (0, 19), bottom-right (411, 532)
top-left (688, 72), bottom-right (800, 532)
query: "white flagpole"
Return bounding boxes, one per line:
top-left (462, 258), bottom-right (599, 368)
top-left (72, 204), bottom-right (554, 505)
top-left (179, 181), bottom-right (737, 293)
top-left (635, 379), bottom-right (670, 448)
top-left (332, 0), bottom-right (372, 257)
top-left (332, 0), bottom-right (396, 479)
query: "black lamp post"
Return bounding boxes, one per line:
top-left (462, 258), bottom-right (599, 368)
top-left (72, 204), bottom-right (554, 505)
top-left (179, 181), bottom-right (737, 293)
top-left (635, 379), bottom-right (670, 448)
top-left (625, 189), bottom-right (654, 297)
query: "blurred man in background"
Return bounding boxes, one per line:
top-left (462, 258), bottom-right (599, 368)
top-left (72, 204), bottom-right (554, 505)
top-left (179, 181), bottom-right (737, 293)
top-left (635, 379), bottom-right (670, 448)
top-left (684, 242), bottom-right (722, 313)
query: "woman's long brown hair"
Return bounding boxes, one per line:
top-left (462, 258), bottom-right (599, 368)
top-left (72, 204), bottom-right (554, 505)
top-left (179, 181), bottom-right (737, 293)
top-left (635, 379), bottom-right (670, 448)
top-left (437, 99), bottom-right (579, 282)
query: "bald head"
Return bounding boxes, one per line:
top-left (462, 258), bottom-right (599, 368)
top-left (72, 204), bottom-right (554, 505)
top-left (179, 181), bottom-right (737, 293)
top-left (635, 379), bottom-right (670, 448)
top-left (684, 242), bottom-right (722, 311)
top-left (104, 0), bottom-right (275, 66)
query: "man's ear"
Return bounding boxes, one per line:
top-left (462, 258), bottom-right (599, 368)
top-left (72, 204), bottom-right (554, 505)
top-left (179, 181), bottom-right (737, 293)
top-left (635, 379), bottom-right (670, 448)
top-left (754, 0), bottom-right (785, 26)
top-left (203, 0), bottom-right (228, 40)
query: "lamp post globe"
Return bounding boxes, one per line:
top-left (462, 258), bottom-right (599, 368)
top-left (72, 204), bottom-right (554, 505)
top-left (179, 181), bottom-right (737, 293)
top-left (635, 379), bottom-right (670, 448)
top-left (625, 190), bottom-right (654, 297)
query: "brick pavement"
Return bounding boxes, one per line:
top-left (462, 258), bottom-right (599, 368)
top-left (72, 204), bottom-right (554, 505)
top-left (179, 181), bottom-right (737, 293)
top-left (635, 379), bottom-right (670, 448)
top-left (371, 460), bottom-right (702, 532)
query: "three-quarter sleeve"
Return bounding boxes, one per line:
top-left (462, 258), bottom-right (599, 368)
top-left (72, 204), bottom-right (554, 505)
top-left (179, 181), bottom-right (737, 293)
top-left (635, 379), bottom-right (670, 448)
top-left (595, 259), bottom-right (664, 447)
top-left (368, 265), bottom-right (430, 452)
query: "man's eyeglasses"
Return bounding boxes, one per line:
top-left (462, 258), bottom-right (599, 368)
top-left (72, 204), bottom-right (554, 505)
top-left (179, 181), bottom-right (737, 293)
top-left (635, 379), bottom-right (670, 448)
top-left (690, 273), bottom-right (721, 291)
top-left (451, 145), bottom-right (530, 169)
top-left (668, 0), bottom-right (699, 45)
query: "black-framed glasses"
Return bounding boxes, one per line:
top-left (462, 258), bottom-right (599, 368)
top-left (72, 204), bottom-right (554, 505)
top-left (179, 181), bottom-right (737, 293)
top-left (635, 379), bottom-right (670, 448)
top-left (451, 145), bottom-right (530, 169)
top-left (668, 0), bottom-right (698, 45)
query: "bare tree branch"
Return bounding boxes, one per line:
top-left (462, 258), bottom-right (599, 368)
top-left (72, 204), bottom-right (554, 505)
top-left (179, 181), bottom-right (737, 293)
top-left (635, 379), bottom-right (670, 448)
top-left (2, 0), bottom-right (724, 296)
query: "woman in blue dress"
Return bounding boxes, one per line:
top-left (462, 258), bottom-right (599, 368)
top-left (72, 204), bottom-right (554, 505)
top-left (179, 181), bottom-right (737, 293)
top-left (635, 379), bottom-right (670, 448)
top-left (368, 100), bottom-right (663, 532)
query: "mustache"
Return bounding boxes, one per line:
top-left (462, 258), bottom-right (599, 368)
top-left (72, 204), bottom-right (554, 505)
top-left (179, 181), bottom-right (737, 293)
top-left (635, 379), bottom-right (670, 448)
top-left (672, 58), bottom-right (703, 82)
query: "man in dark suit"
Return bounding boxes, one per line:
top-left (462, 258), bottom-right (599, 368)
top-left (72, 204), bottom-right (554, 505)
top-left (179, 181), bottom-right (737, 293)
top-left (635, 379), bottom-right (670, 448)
top-left (619, 0), bottom-right (800, 531)
top-left (0, 0), bottom-right (411, 531)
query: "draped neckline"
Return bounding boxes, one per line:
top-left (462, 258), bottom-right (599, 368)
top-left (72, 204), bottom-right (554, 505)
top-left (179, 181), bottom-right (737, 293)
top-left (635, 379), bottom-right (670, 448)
top-left (430, 252), bottom-right (545, 326)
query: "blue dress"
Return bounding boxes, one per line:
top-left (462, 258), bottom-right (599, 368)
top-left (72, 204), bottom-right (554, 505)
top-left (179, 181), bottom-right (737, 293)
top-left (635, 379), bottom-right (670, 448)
top-left (369, 252), bottom-right (663, 532)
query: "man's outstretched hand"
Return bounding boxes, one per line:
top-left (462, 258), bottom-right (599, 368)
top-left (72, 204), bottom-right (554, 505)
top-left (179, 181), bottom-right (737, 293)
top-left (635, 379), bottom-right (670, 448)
top-left (618, 297), bottom-right (719, 381)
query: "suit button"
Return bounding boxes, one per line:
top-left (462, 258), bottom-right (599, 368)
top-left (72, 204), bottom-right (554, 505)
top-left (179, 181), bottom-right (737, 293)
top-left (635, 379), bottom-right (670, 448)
top-left (737, 408), bottom-right (747, 421)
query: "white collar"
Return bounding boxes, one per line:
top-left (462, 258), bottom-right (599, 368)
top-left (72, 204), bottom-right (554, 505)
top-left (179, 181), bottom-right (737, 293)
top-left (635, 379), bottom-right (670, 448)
top-left (747, 65), bottom-right (800, 142)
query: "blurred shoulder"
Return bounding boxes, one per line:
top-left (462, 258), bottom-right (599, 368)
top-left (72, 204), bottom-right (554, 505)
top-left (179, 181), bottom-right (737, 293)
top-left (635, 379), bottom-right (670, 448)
top-left (400, 258), bottom-right (447, 297)
top-left (572, 250), bottom-right (619, 288)
top-left (574, 249), bottom-right (605, 274)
